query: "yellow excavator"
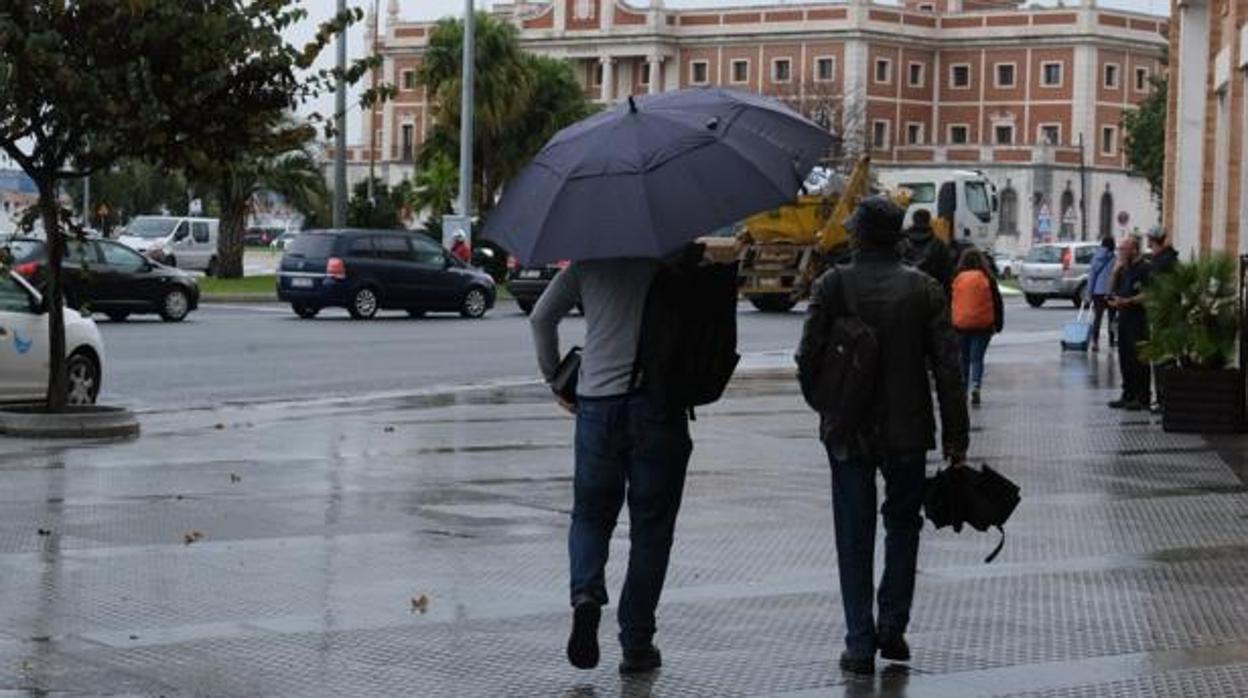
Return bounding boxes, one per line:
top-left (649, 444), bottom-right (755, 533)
top-left (730, 155), bottom-right (874, 312)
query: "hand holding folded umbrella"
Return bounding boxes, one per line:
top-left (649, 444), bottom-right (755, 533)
top-left (924, 463), bottom-right (1021, 563)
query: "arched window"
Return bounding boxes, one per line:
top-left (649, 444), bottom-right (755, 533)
top-left (1099, 190), bottom-right (1114, 239)
top-left (998, 187), bottom-right (1018, 235)
top-left (1060, 189), bottom-right (1076, 240)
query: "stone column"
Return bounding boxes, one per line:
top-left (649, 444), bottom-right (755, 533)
top-left (647, 56), bottom-right (663, 94)
top-left (600, 56), bottom-right (615, 103)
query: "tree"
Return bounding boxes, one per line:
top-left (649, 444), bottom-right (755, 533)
top-left (0, 0), bottom-right (370, 411)
top-left (347, 177), bottom-right (405, 229)
top-left (410, 151), bottom-right (458, 230)
top-left (64, 159), bottom-right (192, 233)
top-left (417, 14), bottom-right (590, 214)
top-left (1122, 74), bottom-right (1168, 206)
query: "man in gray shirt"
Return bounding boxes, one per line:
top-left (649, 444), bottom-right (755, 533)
top-left (530, 258), bottom-right (692, 676)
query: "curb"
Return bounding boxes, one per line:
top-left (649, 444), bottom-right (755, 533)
top-left (0, 405), bottom-right (141, 439)
top-left (201, 294), bottom-right (278, 304)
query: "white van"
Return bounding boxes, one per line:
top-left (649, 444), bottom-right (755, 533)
top-left (876, 169), bottom-right (998, 249)
top-left (117, 216), bottom-right (220, 275)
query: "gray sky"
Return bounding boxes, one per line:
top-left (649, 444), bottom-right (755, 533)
top-left (296, 0), bottom-right (1170, 140)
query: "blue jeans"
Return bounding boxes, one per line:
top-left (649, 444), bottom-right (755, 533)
top-left (959, 332), bottom-right (992, 390)
top-left (570, 394), bottom-right (692, 650)
top-left (827, 447), bottom-right (928, 659)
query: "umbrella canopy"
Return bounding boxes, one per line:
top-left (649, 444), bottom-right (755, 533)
top-left (482, 88), bottom-right (836, 266)
top-left (925, 463), bottom-right (1021, 563)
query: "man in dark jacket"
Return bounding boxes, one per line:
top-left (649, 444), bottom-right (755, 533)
top-left (1146, 226), bottom-right (1178, 276)
top-left (798, 196), bottom-right (970, 675)
top-left (1109, 235), bottom-right (1151, 411)
top-left (900, 209), bottom-right (953, 288)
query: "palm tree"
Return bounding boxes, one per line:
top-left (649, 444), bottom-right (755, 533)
top-left (410, 152), bottom-right (458, 227)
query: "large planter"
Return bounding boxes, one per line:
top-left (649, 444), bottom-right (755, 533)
top-left (1158, 366), bottom-right (1245, 434)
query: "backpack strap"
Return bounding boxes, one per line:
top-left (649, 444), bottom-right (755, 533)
top-left (832, 267), bottom-right (858, 318)
top-left (984, 526), bottom-right (1006, 564)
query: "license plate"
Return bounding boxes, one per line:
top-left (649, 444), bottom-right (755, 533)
top-left (290, 277), bottom-right (313, 288)
top-left (519, 270), bottom-right (542, 279)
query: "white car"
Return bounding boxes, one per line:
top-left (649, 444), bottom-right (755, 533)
top-left (0, 271), bottom-right (104, 405)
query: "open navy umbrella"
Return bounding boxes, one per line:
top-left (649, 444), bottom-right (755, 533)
top-left (482, 88), bottom-right (836, 266)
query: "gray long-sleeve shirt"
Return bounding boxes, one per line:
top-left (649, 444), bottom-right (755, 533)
top-left (530, 259), bottom-right (659, 398)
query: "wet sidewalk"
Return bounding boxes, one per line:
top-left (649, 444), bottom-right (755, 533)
top-left (2, 340), bottom-right (1248, 696)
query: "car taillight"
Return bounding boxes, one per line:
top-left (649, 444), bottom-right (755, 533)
top-left (555, 260), bottom-right (571, 270)
top-left (14, 262), bottom-right (39, 278)
top-left (507, 256), bottom-right (519, 271)
top-left (1060, 247), bottom-right (1072, 271)
top-left (326, 257), bottom-right (346, 280)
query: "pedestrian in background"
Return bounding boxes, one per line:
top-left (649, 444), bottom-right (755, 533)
top-left (1086, 236), bottom-right (1117, 352)
top-left (900, 209), bottom-right (952, 289)
top-left (1108, 236), bottom-right (1151, 411)
top-left (449, 231), bottom-right (472, 264)
top-left (950, 248), bottom-right (1004, 407)
top-left (530, 258), bottom-right (690, 676)
top-left (1146, 226), bottom-right (1178, 275)
top-left (798, 196), bottom-right (969, 676)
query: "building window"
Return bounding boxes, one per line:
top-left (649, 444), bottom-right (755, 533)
top-left (998, 187), bottom-right (1018, 235)
top-left (402, 70), bottom-right (416, 90)
top-left (918, 2), bottom-right (935, 10)
top-left (640, 62), bottom-right (651, 86)
top-left (592, 62), bottom-right (603, 87)
top-left (1041, 61), bottom-right (1063, 87)
top-left (1135, 66), bottom-right (1151, 92)
top-left (690, 60), bottom-right (709, 85)
top-left (995, 63), bottom-right (1016, 89)
top-left (1099, 190), bottom-right (1114, 238)
top-left (374, 129), bottom-right (382, 148)
top-left (814, 56), bottom-right (836, 83)
top-left (994, 124), bottom-right (1015, 145)
top-left (872, 120), bottom-right (890, 150)
top-left (731, 59), bottom-right (750, 84)
top-left (875, 58), bottom-right (892, 84)
top-left (950, 64), bottom-right (971, 89)
top-left (1103, 63), bottom-right (1120, 89)
top-left (1038, 124), bottom-right (1061, 145)
top-left (949, 124), bottom-right (970, 145)
top-left (908, 62), bottom-right (925, 88)
top-left (400, 123), bottom-right (414, 161)
top-left (906, 122), bottom-right (924, 145)
top-left (1100, 125), bottom-right (1118, 156)
top-left (772, 58), bottom-right (792, 83)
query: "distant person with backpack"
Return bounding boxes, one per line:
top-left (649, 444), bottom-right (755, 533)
top-left (1086, 236), bottom-right (1117, 352)
top-left (900, 209), bottom-right (952, 289)
top-left (530, 244), bottom-right (738, 676)
top-left (797, 196), bottom-right (969, 676)
top-left (951, 249), bottom-right (1004, 407)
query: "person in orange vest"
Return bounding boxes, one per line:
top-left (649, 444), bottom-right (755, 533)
top-left (950, 248), bottom-right (1004, 407)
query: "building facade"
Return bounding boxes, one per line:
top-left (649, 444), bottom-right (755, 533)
top-left (1164, 0), bottom-right (1248, 258)
top-left (343, 0), bottom-right (1167, 253)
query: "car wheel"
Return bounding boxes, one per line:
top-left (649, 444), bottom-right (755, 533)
top-left (348, 286), bottom-right (379, 320)
top-left (750, 296), bottom-right (797, 313)
top-left (206, 257), bottom-right (219, 277)
top-left (406, 308), bottom-right (427, 319)
top-left (106, 312), bottom-right (130, 322)
top-left (460, 287), bottom-right (489, 319)
top-left (516, 299), bottom-right (534, 315)
top-left (65, 351), bottom-right (100, 406)
top-left (1025, 294), bottom-right (1046, 308)
top-left (159, 289), bottom-right (191, 322)
top-left (292, 303), bottom-right (319, 319)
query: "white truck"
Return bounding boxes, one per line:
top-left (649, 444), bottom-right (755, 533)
top-left (876, 168), bottom-right (999, 249)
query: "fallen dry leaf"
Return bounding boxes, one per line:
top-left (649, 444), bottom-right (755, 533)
top-left (410, 594), bottom-right (430, 614)
top-left (36, 528), bottom-right (51, 536)
top-left (384, 426), bottom-right (396, 433)
top-left (229, 474), bottom-right (241, 483)
top-left (182, 531), bottom-right (205, 545)
top-left (213, 423), bottom-right (225, 430)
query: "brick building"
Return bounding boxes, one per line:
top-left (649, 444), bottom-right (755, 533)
top-left (1164, 0), bottom-right (1248, 257)
top-left (343, 0), bottom-right (1167, 253)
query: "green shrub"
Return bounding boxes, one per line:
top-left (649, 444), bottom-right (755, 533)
top-left (1140, 253), bottom-right (1240, 369)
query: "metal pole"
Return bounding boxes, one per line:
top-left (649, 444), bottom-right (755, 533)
top-left (82, 174), bottom-right (90, 229)
top-left (367, 0), bottom-right (379, 205)
top-left (1078, 132), bottom-right (1088, 241)
top-left (457, 0), bottom-right (475, 236)
top-left (333, 0), bottom-right (348, 228)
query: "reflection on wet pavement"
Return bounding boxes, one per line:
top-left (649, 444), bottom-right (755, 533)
top-left (1, 346), bottom-right (1247, 696)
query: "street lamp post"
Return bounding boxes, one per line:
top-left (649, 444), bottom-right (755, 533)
top-left (333, 0), bottom-right (348, 228)
top-left (442, 0), bottom-right (474, 249)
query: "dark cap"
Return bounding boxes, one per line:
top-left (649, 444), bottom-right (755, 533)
top-left (844, 195), bottom-right (906, 246)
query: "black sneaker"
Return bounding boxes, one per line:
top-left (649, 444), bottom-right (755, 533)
top-left (877, 629), bottom-right (911, 662)
top-left (1108, 399), bottom-right (1129, 409)
top-left (566, 602), bottom-right (601, 670)
top-left (839, 651), bottom-right (875, 675)
top-left (1123, 401), bottom-right (1145, 412)
top-left (971, 389), bottom-right (982, 407)
top-left (619, 644), bottom-right (662, 675)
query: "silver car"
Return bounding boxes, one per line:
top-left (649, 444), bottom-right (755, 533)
top-left (1019, 242), bottom-right (1100, 308)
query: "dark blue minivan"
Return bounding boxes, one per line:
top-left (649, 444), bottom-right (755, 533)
top-left (276, 229), bottom-right (496, 320)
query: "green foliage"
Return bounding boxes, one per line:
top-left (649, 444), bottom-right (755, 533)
top-left (64, 160), bottom-right (192, 232)
top-left (347, 177), bottom-right (408, 229)
top-left (410, 152), bottom-right (458, 227)
top-left (417, 15), bottom-right (591, 214)
top-left (1140, 254), bottom-right (1240, 369)
top-left (1122, 75), bottom-right (1167, 205)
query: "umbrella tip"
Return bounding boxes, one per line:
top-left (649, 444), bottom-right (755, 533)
top-left (628, 95), bottom-right (638, 114)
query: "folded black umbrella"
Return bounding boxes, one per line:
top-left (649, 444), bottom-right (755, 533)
top-left (924, 464), bottom-right (1021, 563)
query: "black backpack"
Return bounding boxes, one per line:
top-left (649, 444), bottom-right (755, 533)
top-left (631, 249), bottom-right (740, 417)
top-left (796, 269), bottom-right (880, 441)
